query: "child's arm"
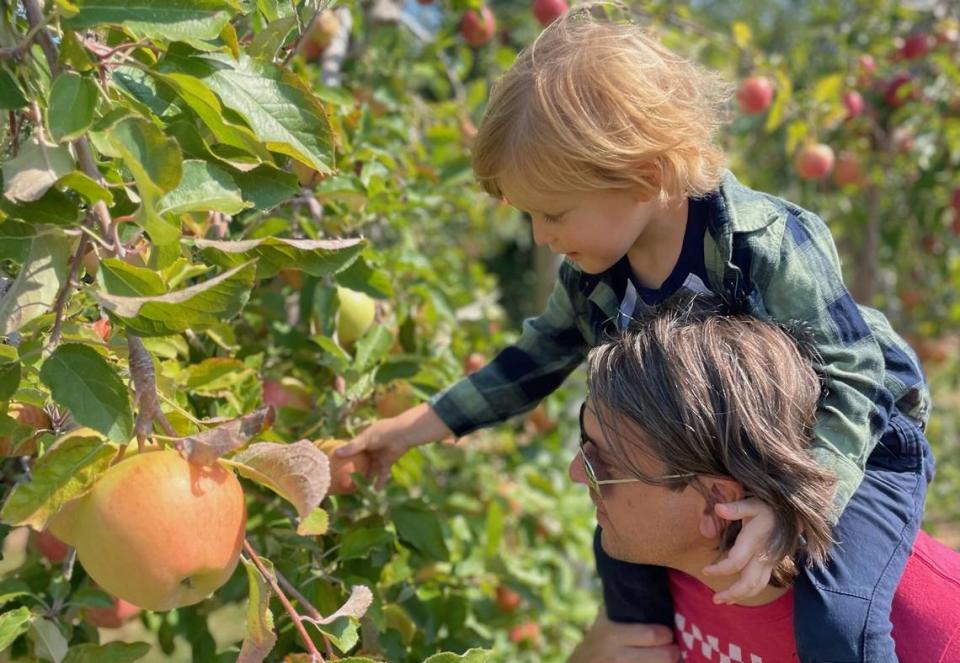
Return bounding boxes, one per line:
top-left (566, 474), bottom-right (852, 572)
top-left (337, 260), bottom-right (590, 484)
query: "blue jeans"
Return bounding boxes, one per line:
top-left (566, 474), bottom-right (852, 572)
top-left (594, 408), bottom-right (935, 663)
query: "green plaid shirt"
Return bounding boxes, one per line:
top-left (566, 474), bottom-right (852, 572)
top-left (430, 171), bottom-right (930, 515)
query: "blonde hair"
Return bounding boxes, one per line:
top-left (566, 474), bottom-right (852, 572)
top-left (473, 2), bottom-right (734, 202)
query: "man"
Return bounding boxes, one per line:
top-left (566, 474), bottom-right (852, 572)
top-left (565, 295), bottom-right (956, 663)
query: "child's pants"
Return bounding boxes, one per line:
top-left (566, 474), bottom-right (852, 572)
top-left (594, 407), bottom-right (935, 663)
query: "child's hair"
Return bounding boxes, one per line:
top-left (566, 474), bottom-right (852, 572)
top-left (473, 1), bottom-right (734, 203)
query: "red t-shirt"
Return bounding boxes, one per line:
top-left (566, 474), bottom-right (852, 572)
top-left (669, 532), bottom-right (960, 662)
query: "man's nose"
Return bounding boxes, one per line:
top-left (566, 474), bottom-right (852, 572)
top-left (569, 453), bottom-right (588, 486)
top-left (530, 216), bottom-right (553, 247)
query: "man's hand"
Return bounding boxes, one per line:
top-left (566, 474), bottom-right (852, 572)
top-left (701, 497), bottom-right (778, 604)
top-left (567, 609), bottom-right (679, 663)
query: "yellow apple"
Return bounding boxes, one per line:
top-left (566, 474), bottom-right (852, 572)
top-left (49, 449), bottom-right (246, 611)
top-left (336, 287), bottom-right (375, 346)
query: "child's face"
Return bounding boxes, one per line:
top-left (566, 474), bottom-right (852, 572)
top-left (501, 182), bottom-right (662, 274)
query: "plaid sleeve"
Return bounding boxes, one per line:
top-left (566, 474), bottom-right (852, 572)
top-left (751, 210), bottom-right (895, 519)
top-left (429, 261), bottom-right (589, 437)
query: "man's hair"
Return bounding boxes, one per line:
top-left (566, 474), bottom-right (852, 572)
top-left (586, 294), bottom-right (837, 584)
top-left (472, 1), bottom-right (733, 203)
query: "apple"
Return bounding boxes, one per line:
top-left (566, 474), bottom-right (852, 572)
top-left (899, 33), bottom-right (933, 60)
top-left (509, 621), bottom-right (541, 647)
top-left (460, 6), bottom-right (496, 47)
top-left (374, 383), bottom-right (416, 419)
top-left (92, 317), bottom-right (111, 342)
top-left (794, 143), bottom-right (835, 181)
top-left (842, 90), bottom-right (864, 120)
top-left (261, 377), bottom-right (313, 411)
top-left (533, 0), bottom-right (568, 27)
top-left (464, 352), bottom-right (485, 375)
top-left (832, 151), bottom-right (862, 187)
top-left (32, 529), bottom-right (69, 564)
top-left (85, 597), bottom-right (141, 629)
top-left (0, 402), bottom-right (50, 457)
top-left (315, 438), bottom-right (372, 495)
top-left (951, 186), bottom-right (960, 215)
top-left (884, 72), bottom-right (914, 108)
top-left (306, 11), bottom-right (340, 54)
top-left (857, 54), bottom-right (876, 83)
top-left (336, 287), bottom-right (376, 346)
top-left (496, 585), bottom-right (521, 613)
top-left (736, 76), bottom-right (774, 115)
top-left (49, 449), bottom-right (246, 611)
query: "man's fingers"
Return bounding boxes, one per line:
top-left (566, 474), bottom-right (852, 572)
top-left (334, 439), bottom-right (365, 457)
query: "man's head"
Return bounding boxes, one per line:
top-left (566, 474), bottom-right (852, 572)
top-left (472, 2), bottom-right (732, 205)
top-left (570, 295), bottom-right (838, 584)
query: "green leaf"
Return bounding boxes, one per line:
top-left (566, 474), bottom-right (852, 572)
top-left (184, 357), bottom-right (250, 391)
top-left (62, 642), bottom-right (151, 663)
top-left (0, 70), bottom-right (27, 110)
top-left (335, 255), bottom-right (394, 299)
top-left (112, 65), bottom-right (178, 119)
top-left (195, 237), bottom-right (364, 280)
top-left (353, 326), bottom-right (392, 374)
top-left (247, 15), bottom-right (296, 60)
top-left (297, 507), bottom-right (329, 536)
top-left (423, 650), bottom-right (493, 663)
top-left (47, 72), bottom-right (98, 143)
top-left (1, 138), bottom-right (75, 203)
top-left (237, 556), bottom-right (276, 662)
top-left (94, 260), bottom-right (256, 336)
top-left (0, 345), bottom-right (21, 400)
top-left (166, 51), bottom-right (334, 175)
top-left (100, 116), bottom-right (183, 248)
top-left (55, 171), bottom-right (114, 206)
top-left (63, 0), bottom-right (239, 42)
top-left (0, 431), bottom-right (113, 529)
top-left (338, 527), bottom-right (395, 561)
top-left (30, 617), bottom-right (68, 663)
top-left (0, 221), bottom-right (33, 263)
top-left (0, 228), bottom-right (76, 335)
top-left (230, 164), bottom-right (299, 209)
top-left (40, 344), bottom-right (133, 443)
top-left (98, 259), bottom-right (167, 297)
top-left (157, 160), bottom-right (247, 216)
top-left (0, 187), bottom-right (83, 226)
top-left (0, 579), bottom-right (32, 609)
top-left (391, 504), bottom-right (449, 562)
top-left (0, 607), bottom-right (32, 651)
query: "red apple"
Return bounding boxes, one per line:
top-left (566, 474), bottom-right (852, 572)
top-left (884, 72), bottom-right (914, 108)
top-left (794, 143), bottom-right (835, 181)
top-left (261, 378), bottom-right (313, 411)
top-left (32, 529), bottom-right (69, 564)
top-left (460, 6), bottom-right (496, 47)
top-left (899, 33), bottom-right (933, 60)
top-left (833, 151), bottom-right (862, 187)
top-left (92, 317), bottom-right (111, 342)
top-left (509, 621), bottom-right (541, 647)
top-left (496, 585), bottom-right (521, 613)
top-left (736, 76), bottom-right (774, 114)
top-left (85, 598), bottom-right (142, 629)
top-left (951, 186), bottom-right (960, 214)
top-left (857, 54), bottom-right (876, 83)
top-left (532, 0), bottom-right (568, 27)
top-left (842, 90), bottom-right (864, 120)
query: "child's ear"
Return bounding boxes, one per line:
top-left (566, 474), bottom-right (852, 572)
top-left (697, 478), bottom-right (745, 539)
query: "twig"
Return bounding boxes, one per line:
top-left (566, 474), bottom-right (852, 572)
top-left (0, 11), bottom-right (55, 61)
top-left (48, 232), bottom-right (90, 347)
top-left (275, 569), bottom-right (336, 659)
top-left (282, 0), bottom-right (334, 67)
top-left (128, 335), bottom-right (177, 452)
top-left (21, 0), bottom-right (59, 74)
top-left (243, 539), bottom-right (325, 662)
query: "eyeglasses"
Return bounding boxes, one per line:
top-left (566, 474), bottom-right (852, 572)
top-left (578, 401), bottom-right (696, 496)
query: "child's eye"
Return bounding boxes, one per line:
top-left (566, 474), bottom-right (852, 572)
top-left (542, 213), bottom-right (562, 224)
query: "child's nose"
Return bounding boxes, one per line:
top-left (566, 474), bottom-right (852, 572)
top-left (530, 216), bottom-right (553, 247)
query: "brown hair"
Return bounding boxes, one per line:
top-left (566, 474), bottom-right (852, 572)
top-left (586, 294), bottom-right (836, 584)
top-left (472, 1), bottom-right (733, 203)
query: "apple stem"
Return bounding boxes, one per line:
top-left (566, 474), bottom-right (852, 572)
top-left (128, 335), bottom-right (178, 451)
top-left (242, 538), bottom-right (326, 662)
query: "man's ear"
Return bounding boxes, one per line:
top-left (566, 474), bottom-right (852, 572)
top-left (697, 478), bottom-right (745, 540)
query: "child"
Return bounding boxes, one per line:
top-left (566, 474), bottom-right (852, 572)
top-left (336, 4), bottom-right (933, 660)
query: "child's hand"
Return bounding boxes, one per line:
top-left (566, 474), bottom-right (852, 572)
top-left (334, 402), bottom-right (453, 489)
top-left (701, 497), bottom-right (778, 604)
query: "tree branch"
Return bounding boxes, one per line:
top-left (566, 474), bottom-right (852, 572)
top-left (47, 231), bottom-right (89, 348)
top-left (243, 539), bottom-right (325, 663)
top-left (0, 11), bottom-right (56, 61)
top-left (128, 335), bottom-right (177, 452)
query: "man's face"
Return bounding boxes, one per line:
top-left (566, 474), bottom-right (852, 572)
top-left (568, 399), bottom-right (710, 568)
